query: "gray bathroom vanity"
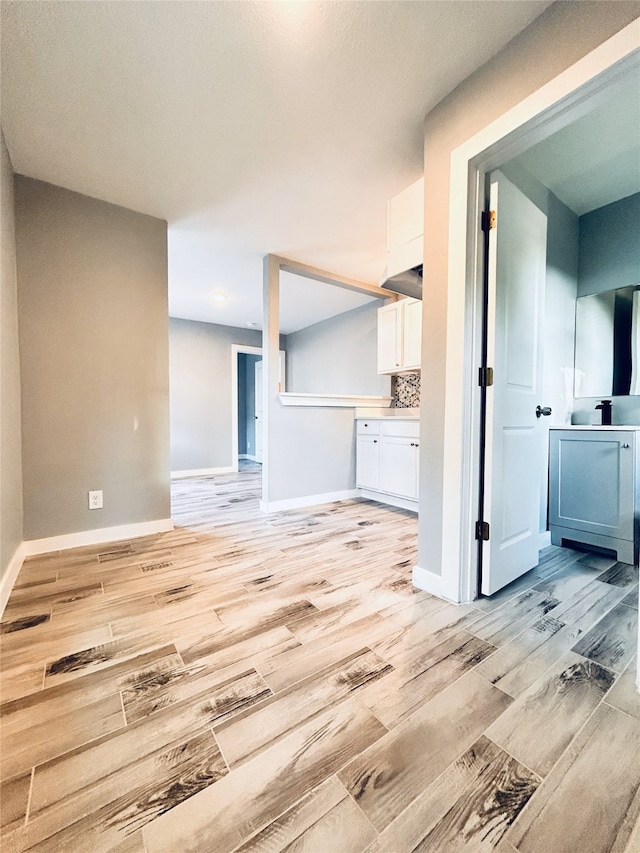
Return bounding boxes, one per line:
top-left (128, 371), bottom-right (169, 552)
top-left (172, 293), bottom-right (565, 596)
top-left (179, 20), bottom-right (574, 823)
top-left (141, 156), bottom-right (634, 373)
top-left (549, 426), bottom-right (640, 565)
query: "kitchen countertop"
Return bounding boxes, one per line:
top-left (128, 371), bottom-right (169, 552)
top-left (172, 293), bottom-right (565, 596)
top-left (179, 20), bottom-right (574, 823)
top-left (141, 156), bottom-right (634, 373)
top-left (355, 407), bottom-right (419, 419)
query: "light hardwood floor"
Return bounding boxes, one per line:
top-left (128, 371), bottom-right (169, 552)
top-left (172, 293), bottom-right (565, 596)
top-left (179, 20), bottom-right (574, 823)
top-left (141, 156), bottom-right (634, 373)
top-left (1, 463), bottom-right (639, 852)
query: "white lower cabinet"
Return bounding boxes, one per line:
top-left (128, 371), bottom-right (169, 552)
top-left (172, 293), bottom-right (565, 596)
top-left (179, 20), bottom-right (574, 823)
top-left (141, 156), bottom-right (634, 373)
top-left (356, 418), bottom-right (419, 509)
top-left (380, 436), bottom-right (419, 500)
top-left (356, 435), bottom-right (380, 491)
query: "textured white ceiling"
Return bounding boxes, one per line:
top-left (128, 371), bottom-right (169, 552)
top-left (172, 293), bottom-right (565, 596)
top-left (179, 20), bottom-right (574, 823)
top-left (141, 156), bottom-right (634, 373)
top-left (1, 0), bottom-right (553, 331)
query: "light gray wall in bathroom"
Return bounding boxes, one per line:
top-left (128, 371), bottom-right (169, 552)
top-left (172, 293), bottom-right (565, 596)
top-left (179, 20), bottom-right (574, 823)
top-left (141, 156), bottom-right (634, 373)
top-left (577, 193), bottom-right (640, 297)
top-left (572, 192), bottom-right (640, 426)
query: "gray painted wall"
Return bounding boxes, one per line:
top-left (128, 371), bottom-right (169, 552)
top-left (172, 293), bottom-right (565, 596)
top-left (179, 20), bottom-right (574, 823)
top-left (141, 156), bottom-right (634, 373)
top-left (264, 302), bottom-right (389, 504)
top-left (419, 1), bottom-right (639, 577)
top-left (268, 406), bottom-right (357, 501)
top-left (1, 132), bottom-right (23, 578)
top-left (285, 302), bottom-right (391, 397)
top-left (238, 352), bottom-right (261, 456)
top-left (15, 177), bottom-right (170, 540)
top-left (577, 193), bottom-right (640, 297)
top-left (169, 318), bottom-right (261, 471)
top-left (572, 191), bottom-right (640, 425)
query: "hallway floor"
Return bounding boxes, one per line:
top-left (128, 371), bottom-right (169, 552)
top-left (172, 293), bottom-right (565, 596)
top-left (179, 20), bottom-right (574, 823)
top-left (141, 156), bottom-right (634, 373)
top-left (1, 466), bottom-right (639, 852)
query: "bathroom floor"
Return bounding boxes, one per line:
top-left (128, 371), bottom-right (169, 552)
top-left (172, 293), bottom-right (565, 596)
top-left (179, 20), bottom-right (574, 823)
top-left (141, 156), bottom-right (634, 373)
top-left (1, 464), bottom-right (639, 852)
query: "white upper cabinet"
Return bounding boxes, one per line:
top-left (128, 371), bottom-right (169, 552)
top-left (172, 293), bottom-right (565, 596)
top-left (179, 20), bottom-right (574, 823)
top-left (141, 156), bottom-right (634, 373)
top-left (386, 177), bottom-right (424, 280)
top-left (377, 301), bottom-right (403, 373)
top-left (378, 298), bottom-right (422, 374)
top-left (402, 298), bottom-right (422, 370)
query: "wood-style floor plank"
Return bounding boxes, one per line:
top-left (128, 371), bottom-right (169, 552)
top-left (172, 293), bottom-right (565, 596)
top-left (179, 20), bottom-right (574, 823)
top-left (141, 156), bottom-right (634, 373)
top-left (142, 697), bottom-right (387, 853)
top-left (337, 671), bottom-right (512, 832)
top-left (363, 735), bottom-right (540, 853)
top-left (2, 463), bottom-right (639, 853)
top-left (485, 651), bottom-right (615, 777)
top-left (506, 703), bottom-right (640, 853)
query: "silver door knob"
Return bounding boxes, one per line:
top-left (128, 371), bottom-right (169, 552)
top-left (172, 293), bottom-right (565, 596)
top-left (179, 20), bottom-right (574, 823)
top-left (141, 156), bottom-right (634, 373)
top-left (536, 405), bottom-right (552, 418)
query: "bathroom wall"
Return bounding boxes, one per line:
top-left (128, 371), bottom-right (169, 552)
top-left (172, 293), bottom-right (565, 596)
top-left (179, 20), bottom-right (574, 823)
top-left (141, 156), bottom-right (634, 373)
top-left (572, 192), bottom-right (640, 426)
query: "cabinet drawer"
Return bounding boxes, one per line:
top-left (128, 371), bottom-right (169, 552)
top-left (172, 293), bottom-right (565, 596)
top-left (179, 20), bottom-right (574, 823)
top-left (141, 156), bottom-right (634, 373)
top-left (357, 419), bottom-right (380, 435)
top-left (380, 419), bottom-right (419, 438)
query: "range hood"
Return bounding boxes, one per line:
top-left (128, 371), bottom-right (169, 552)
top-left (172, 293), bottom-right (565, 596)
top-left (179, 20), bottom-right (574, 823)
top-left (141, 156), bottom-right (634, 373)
top-left (381, 264), bottom-right (423, 300)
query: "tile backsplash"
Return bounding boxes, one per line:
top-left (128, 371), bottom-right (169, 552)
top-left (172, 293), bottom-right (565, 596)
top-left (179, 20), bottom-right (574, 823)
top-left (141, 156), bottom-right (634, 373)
top-left (392, 372), bottom-right (420, 408)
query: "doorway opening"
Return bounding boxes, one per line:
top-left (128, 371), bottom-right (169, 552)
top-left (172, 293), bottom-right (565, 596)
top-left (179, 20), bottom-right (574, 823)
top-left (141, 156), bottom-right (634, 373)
top-left (237, 351), bottom-right (263, 465)
top-left (231, 344), bottom-right (286, 472)
top-left (436, 30), bottom-right (640, 605)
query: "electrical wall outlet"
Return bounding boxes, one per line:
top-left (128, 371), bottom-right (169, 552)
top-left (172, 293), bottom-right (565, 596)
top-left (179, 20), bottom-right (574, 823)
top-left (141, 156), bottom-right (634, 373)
top-left (88, 490), bottom-right (103, 510)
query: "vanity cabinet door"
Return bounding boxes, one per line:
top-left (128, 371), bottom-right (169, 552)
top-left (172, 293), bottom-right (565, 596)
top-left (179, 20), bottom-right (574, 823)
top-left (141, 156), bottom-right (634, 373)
top-left (549, 430), bottom-right (635, 541)
top-left (356, 435), bottom-right (380, 491)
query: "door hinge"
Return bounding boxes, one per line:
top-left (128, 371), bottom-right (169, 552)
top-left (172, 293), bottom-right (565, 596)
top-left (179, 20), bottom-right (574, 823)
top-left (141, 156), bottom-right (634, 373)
top-left (481, 209), bottom-right (497, 232)
top-left (475, 520), bottom-right (490, 541)
top-left (478, 366), bottom-right (494, 388)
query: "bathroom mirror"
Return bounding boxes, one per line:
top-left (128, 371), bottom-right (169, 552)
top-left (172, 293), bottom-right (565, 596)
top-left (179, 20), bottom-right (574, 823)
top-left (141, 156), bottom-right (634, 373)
top-left (574, 284), bottom-right (640, 397)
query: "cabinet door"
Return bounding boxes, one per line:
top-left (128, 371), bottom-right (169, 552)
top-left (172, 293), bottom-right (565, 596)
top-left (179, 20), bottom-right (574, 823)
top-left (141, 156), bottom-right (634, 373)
top-left (377, 303), bottom-right (402, 373)
top-left (549, 431), bottom-right (634, 541)
top-left (380, 436), bottom-right (418, 499)
top-left (403, 299), bottom-right (422, 370)
top-left (356, 436), bottom-right (380, 491)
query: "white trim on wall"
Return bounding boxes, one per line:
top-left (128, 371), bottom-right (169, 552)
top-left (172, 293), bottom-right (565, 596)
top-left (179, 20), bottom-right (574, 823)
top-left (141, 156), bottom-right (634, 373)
top-left (0, 518), bottom-right (175, 616)
top-left (22, 518), bottom-right (174, 557)
top-left (432, 22), bottom-right (640, 605)
top-left (279, 392), bottom-right (392, 408)
top-left (0, 543), bottom-right (28, 618)
top-left (171, 466), bottom-right (235, 478)
top-left (260, 489), bottom-right (359, 513)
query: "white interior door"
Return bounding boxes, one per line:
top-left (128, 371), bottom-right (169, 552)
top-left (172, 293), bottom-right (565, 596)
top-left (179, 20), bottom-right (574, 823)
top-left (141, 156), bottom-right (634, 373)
top-left (482, 171), bottom-right (547, 596)
top-left (254, 360), bottom-right (263, 463)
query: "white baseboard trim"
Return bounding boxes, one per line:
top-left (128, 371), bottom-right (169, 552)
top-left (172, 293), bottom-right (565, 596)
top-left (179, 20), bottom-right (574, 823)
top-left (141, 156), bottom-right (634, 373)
top-left (0, 542), bottom-right (28, 618)
top-left (260, 489), bottom-right (360, 513)
top-left (412, 564), bottom-right (460, 604)
top-left (358, 489), bottom-right (418, 513)
top-left (22, 518), bottom-right (174, 557)
top-left (538, 530), bottom-right (552, 550)
top-left (171, 467), bottom-right (235, 478)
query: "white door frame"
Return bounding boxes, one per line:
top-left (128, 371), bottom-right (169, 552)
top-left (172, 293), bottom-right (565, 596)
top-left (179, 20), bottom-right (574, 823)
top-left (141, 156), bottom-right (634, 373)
top-left (436, 23), bottom-right (640, 605)
top-left (231, 345), bottom-right (286, 471)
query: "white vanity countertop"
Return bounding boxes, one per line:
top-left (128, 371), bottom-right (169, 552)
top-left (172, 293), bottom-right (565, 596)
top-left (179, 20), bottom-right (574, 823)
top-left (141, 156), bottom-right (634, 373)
top-left (355, 408), bottom-right (419, 419)
top-left (551, 425), bottom-right (640, 431)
